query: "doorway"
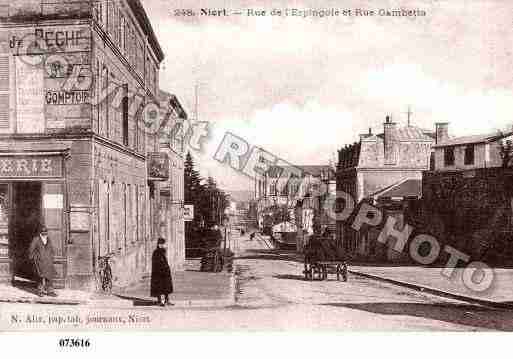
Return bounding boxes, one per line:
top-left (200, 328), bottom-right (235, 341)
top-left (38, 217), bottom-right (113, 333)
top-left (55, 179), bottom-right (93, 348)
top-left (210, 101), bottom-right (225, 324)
top-left (12, 182), bottom-right (42, 280)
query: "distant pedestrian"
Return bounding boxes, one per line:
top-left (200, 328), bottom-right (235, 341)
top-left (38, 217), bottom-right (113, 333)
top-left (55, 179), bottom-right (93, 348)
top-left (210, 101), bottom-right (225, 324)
top-left (29, 224), bottom-right (58, 297)
top-left (250, 232), bottom-right (255, 241)
top-left (211, 224), bottom-right (223, 247)
top-left (151, 238), bottom-right (174, 306)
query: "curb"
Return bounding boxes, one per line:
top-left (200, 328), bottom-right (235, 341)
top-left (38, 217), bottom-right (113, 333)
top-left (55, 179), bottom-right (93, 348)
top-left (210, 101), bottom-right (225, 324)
top-left (0, 296), bottom-right (84, 306)
top-left (349, 270), bottom-right (513, 310)
top-left (112, 271), bottom-right (237, 308)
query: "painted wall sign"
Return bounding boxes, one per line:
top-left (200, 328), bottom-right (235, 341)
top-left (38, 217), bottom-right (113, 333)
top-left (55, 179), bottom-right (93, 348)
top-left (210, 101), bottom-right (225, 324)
top-left (45, 90), bottom-right (89, 105)
top-left (9, 26), bottom-right (91, 55)
top-left (0, 155), bottom-right (62, 177)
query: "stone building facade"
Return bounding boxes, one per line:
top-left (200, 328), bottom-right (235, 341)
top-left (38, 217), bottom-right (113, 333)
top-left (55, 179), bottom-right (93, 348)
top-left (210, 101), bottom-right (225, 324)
top-left (432, 123), bottom-right (513, 171)
top-left (0, 0), bottom-right (169, 290)
top-left (336, 116), bottom-right (435, 260)
top-left (158, 90), bottom-right (187, 272)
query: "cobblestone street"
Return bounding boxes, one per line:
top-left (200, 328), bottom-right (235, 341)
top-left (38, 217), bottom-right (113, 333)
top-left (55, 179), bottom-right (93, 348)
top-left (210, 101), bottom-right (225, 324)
top-left (2, 232), bottom-right (513, 331)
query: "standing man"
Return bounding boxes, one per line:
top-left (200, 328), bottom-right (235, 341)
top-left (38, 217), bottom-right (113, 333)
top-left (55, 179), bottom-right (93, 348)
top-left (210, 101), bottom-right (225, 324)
top-left (151, 238), bottom-right (174, 306)
top-left (28, 225), bottom-right (58, 297)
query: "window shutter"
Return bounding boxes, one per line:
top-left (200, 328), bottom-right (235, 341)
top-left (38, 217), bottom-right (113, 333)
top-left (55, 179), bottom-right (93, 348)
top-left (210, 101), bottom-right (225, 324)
top-left (0, 55), bottom-right (10, 128)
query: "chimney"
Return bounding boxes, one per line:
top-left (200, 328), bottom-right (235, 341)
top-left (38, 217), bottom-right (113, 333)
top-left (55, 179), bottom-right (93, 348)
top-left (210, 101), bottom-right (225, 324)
top-left (435, 122), bottom-right (449, 144)
top-left (383, 115), bottom-right (397, 165)
top-left (359, 127), bottom-right (373, 140)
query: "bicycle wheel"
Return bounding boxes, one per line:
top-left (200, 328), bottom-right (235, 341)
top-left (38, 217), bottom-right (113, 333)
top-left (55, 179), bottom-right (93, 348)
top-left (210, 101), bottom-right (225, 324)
top-left (103, 266), bottom-right (113, 292)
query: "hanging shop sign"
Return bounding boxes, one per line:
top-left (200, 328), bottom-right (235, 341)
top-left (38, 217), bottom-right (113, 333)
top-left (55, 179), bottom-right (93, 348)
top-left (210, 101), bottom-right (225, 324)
top-left (183, 205), bottom-right (194, 221)
top-left (148, 152), bottom-right (169, 181)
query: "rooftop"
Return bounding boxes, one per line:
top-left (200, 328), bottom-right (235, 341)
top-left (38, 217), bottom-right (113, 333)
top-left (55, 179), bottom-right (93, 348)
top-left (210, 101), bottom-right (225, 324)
top-left (128, 0), bottom-right (164, 62)
top-left (371, 125), bottom-right (435, 142)
top-left (370, 178), bottom-right (422, 200)
top-left (434, 131), bottom-right (513, 148)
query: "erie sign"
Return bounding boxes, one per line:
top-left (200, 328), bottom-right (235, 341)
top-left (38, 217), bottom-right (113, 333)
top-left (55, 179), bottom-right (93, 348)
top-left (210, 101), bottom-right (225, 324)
top-left (0, 155), bottom-right (62, 177)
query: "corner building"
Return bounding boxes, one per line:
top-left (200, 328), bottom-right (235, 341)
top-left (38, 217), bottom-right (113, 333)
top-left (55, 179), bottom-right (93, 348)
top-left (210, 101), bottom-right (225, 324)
top-left (0, 0), bottom-right (166, 290)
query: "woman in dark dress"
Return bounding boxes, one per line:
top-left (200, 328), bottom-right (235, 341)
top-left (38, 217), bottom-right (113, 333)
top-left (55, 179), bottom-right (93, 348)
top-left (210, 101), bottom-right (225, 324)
top-left (151, 238), bottom-right (173, 306)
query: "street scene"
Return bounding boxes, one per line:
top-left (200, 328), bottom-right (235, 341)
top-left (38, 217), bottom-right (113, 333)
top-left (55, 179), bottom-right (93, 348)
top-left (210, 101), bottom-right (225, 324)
top-left (0, 0), bottom-right (513, 337)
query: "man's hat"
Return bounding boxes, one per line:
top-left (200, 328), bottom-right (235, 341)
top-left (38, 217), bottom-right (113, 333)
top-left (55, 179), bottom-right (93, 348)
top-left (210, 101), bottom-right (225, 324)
top-left (39, 225), bottom-right (48, 234)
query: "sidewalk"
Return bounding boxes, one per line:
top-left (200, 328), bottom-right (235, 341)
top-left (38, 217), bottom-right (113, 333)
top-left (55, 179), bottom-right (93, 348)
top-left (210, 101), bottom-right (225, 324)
top-left (0, 279), bottom-right (132, 306)
top-left (0, 260), bottom-right (236, 308)
top-left (116, 259), bottom-right (236, 307)
top-left (350, 266), bottom-right (513, 308)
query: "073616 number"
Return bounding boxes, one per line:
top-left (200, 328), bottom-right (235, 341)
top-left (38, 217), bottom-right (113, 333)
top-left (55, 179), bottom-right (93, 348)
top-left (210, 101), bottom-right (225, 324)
top-left (58, 338), bottom-right (91, 348)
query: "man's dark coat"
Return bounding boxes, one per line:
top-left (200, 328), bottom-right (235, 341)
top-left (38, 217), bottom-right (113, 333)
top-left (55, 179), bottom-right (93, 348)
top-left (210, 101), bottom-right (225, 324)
top-left (28, 236), bottom-right (57, 279)
top-left (150, 247), bottom-right (173, 297)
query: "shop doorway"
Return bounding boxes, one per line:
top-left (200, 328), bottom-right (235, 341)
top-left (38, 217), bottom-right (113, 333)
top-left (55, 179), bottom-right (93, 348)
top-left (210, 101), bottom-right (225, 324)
top-left (12, 182), bottom-right (42, 280)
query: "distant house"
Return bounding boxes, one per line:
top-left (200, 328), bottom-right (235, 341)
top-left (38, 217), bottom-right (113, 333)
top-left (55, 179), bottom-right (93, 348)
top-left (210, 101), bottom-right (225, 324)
top-left (255, 164), bottom-right (335, 250)
top-left (412, 124), bottom-right (513, 265)
top-left (432, 123), bottom-right (513, 171)
top-left (336, 116), bottom-right (436, 260)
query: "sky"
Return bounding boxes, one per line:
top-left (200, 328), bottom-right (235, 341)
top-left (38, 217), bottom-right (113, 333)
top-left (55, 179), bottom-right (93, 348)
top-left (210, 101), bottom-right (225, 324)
top-left (142, 0), bottom-right (513, 191)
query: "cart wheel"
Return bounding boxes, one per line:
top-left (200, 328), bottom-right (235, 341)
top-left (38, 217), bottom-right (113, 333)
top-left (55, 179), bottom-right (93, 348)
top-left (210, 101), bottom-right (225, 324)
top-left (304, 265), bottom-right (311, 280)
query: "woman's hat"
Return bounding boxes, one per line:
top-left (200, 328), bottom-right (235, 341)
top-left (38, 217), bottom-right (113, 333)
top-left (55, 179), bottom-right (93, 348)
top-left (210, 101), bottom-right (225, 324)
top-left (157, 238), bottom-right (166, 245)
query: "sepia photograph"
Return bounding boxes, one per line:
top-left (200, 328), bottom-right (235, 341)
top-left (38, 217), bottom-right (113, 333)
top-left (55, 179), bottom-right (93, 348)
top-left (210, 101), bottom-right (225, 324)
top-left (0, 0), bottom-right (513, 354)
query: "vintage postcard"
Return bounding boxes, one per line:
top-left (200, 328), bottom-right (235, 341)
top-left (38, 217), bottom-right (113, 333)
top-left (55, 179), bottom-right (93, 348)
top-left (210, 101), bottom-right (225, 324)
top-left (0, 0), bottom-right (512, 346)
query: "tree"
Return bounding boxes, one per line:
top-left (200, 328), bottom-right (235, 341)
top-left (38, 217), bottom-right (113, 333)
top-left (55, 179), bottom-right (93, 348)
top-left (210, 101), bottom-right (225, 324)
top-left (184, 152), bottom-right (202, 204)
top-left (184, 155), bottom-right (230, 227)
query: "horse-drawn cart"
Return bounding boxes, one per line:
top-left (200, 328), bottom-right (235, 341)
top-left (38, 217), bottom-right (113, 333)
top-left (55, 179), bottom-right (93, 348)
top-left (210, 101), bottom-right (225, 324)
top-left (304, 259), bottom-right (348, 281)
top-left (303, 235), bottom-right (348, 281)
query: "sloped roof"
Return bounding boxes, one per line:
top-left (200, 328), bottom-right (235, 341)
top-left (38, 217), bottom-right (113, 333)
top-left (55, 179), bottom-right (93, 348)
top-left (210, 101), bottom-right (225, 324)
top-left (127, 0), bottom-right (164, 62)
top-left (371, 178), bottom-right (422, 199)
top-left (159, 90), bottom-right (188, 119)
top-left (373, 125), bottom-right (435, 142)
top-left (434, 131), bottom-right (513, 148)
top-left (297, 165), bottom-right (335, 177)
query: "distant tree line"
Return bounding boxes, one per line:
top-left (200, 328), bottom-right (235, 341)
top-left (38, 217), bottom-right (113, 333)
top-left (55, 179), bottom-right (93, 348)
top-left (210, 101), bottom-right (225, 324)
top-left (184, 152), bottom-right (230, 228)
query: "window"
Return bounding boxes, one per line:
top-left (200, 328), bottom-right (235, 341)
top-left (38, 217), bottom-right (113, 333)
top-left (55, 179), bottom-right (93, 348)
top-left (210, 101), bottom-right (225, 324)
top-left (0, 55), bottom-right (10, 129)
top-left (118, 13), bottom-right (122, 46)
top-left (444, 147), bottom-right (455, 166)
top-left (269, 182), bottom-right (277, 196)
top-left (464, 145), bottom-right (475, 165)
top-left (122, 84), bottom-right (129, 146)
top-left (93, 2), bottom-right (100, 21)
top-left (102, 66), bottom-right (109, 137)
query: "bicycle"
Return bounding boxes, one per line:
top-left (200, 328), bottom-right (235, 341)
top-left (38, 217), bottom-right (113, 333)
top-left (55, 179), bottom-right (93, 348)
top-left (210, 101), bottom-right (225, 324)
top-left (97, 252), bottom-right (114, 293)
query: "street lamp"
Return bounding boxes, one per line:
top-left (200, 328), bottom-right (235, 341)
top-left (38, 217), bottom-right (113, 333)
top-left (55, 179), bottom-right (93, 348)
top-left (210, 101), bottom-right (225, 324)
top-left (223, 216), bottom-right (230, 252)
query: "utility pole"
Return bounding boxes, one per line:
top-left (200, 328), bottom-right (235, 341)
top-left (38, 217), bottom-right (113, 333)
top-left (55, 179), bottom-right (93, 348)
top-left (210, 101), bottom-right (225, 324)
top-left (404, 105), bottom-right (413, 127)
top-left (195, 82), bottom-right (199, 122)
